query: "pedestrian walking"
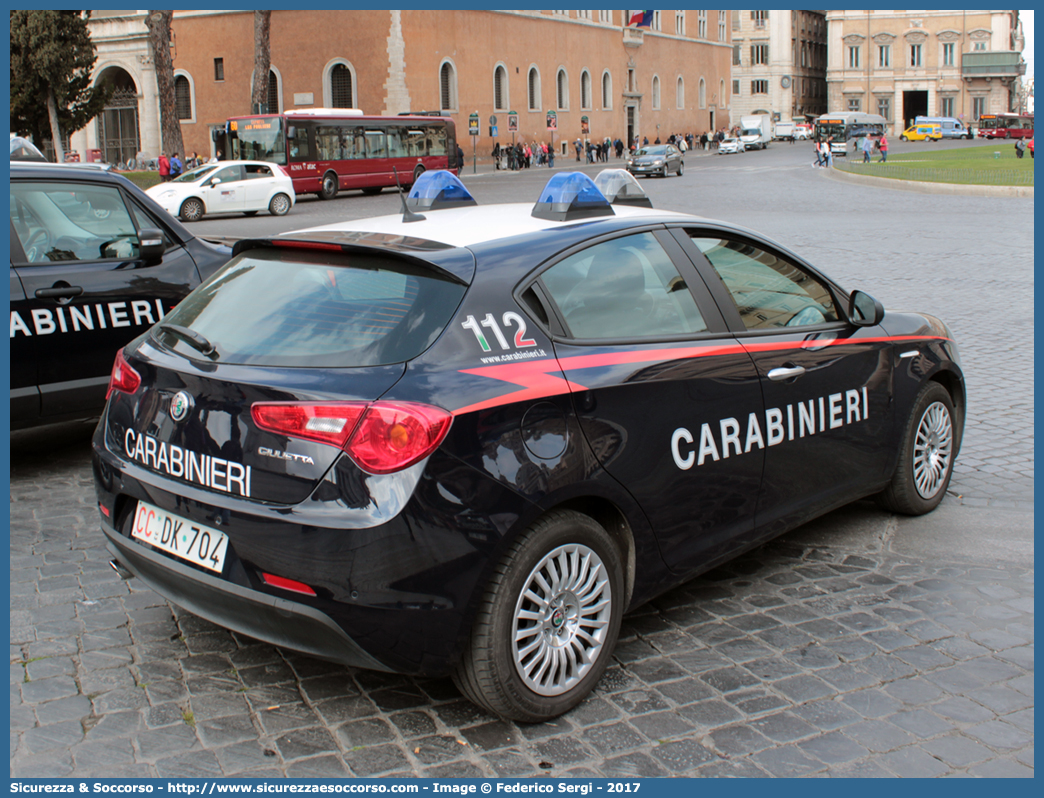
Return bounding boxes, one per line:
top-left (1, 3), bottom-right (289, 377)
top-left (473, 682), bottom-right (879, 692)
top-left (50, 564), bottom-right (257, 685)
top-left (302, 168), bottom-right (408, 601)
top-left (861, 135), bottom-right (873, 163)
top-left (456, 144), bottom-right (465, 172)
top-left (1015, 138), bottom-right (1027, 159)
top-left (877, 134), bottom-right (889, 163)
top-left (824, 137), bottom-right (834, 167)
top-left (158, 152), bottom-right (170, 181)
top-left (547, 142), bottom-right (555, 168)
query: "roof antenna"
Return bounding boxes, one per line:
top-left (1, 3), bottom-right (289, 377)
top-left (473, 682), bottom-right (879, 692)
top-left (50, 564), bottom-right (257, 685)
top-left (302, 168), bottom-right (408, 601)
top-left (393, 166), bottom-right (425, 223)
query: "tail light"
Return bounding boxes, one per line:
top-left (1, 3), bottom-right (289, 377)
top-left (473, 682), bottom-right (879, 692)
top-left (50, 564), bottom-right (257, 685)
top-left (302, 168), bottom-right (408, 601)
top-left (106, 349), bottom-right (141, 399)
top-left (252, 401), bottom-right (452, 474)
top-left (274, 164), bottom-right (290, 177)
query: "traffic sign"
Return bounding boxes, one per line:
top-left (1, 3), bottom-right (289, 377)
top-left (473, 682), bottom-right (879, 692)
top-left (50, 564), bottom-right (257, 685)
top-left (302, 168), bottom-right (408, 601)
top-left (489, 115), bottom-right (497, 126)
top-left (507, 113), bottom-right (518, 132)
top-left (546, 110), bottom-right (558, 131)
top-left (469, 112), bottom-right (479, 136)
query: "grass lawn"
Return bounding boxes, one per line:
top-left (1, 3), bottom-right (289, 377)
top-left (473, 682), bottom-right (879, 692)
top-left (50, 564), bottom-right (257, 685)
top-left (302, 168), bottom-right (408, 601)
top-left (118, 171), bottom-right (163, 190)
top-left (836, 144), bottom-right (1033, 186)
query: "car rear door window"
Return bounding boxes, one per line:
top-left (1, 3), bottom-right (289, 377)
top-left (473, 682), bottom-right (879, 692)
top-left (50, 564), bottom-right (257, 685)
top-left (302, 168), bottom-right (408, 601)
top-left (539, 232), bottom-right (707, 340)
top-left (690, 236), bottom-right (838, 329)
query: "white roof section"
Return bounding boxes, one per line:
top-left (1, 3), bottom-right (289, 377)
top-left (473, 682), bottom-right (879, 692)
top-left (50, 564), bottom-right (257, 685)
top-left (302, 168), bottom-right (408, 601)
top-left (284, 203), bottom-right (692, 249)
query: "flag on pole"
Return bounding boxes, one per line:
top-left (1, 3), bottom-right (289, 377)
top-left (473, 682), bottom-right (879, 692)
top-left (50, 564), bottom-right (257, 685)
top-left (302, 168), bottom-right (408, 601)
top-left (628, 10), bottom-right (653, 28)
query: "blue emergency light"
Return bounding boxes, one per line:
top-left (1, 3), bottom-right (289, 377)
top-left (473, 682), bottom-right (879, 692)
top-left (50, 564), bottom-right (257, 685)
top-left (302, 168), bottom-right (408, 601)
top-left (406, 170), bottom-right (477, 211)
top-left (531, 172), bottom-right (615, 221)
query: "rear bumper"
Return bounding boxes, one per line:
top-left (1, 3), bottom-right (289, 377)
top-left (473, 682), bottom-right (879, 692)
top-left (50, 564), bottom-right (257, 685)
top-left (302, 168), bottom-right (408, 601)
top-left (102, 518), bottom-right (391, 671)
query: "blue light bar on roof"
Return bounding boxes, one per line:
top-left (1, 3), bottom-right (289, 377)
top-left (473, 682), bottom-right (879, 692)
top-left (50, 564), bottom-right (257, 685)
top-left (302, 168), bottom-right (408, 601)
top-left (532, 172), bottom-right (615, 221)
top-left (406, 170), bottom-right (477, 211)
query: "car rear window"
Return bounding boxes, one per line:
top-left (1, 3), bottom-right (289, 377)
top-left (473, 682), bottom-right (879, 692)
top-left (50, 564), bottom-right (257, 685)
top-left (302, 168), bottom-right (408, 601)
top-left (154, 247), bottom-right (466, 367)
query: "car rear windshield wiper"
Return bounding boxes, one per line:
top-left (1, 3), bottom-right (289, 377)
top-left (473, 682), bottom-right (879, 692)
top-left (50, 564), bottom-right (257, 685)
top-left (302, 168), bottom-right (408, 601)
top-left (159, 323), bottom-right (219, 359)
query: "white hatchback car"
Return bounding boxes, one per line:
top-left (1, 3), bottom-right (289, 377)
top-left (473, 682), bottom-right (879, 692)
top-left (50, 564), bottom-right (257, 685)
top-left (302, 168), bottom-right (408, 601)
top-left (146, 161), bottom-right (295, 222)
top-left (718, 138), bottom-right (745, 155)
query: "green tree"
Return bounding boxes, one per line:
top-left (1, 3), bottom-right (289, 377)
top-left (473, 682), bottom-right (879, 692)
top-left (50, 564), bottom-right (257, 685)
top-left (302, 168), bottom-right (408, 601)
top-left (10, 10), bottom-right (111, 162)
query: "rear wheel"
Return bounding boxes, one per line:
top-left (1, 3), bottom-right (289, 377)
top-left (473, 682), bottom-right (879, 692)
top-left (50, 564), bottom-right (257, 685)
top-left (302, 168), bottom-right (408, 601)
top-left (412, 164), bottom-right (426, 185)
top-left (319, 172), bottom-right (338, 201)
top-left (179, 198), bottom-right (204, 222)
top-left (876, 382), bottom-right (956, 515)
top-left (268, 193), bottom-right (291, 216)
top-left (452, 510), bottom-right (624, 721)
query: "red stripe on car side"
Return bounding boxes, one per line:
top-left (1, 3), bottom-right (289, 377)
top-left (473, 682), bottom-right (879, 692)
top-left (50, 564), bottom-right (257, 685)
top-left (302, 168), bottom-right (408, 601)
top-left (452, 334), bottom-right (950, 415)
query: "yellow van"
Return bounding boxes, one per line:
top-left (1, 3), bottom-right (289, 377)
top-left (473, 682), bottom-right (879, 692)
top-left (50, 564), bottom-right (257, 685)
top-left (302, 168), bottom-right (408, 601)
top-left (900, 124), bottom-right (942, 142)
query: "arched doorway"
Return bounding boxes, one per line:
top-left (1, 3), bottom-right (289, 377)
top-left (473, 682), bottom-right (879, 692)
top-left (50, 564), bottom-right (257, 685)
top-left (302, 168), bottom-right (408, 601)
top-left (96, 67), bottom-right (141, 166)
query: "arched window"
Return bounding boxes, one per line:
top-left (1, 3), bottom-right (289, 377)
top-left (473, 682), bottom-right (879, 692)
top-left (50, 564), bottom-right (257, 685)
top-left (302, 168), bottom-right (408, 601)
top-left (557, 68), bottom-right (569, 110)
top-left (174, 74), bottom-right (192, 120)
top-left (440, 61), bottom-right (458, 111)
top-left (677, 77), bottom-right (685, 110)
top-left (580, 69), bottom-right (591, 110)
top-left (601, 70), bottom-right (612, 109)
top-left (331, 64), bottom-right (354, 108)
top-left (699, 78), bottom-right (706, 109)
top-left (528, 67), bottom-right (541, 111)
top-left (651, 76), bottom-right (661, 110)
top-left (267, 69), bottom-right (280, 114)
top-left (322, 60), bottom-right (357, 108)
top-left (493, 64), bottom-right (508, 111)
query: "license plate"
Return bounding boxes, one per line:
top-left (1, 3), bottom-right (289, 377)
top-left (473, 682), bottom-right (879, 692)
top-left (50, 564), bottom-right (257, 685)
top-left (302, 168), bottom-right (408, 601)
top-left (131, 500), bottom-right (229, 573)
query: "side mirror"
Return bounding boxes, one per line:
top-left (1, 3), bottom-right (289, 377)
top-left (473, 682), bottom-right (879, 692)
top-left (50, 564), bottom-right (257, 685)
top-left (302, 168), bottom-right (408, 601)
top-left (209, 177), bottom-right (222, 186)
top-left (138, 227), bottom-right (165, 263)
top-left (849, 290), bottom-right (884, 327)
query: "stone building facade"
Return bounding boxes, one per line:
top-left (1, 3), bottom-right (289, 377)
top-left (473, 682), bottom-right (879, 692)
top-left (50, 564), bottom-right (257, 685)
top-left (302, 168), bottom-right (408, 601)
top-left (825, 10), bottom-right (1025, 135)
top-left (729, 10), bottom-right (827, 123)
top-left (72, 10), bottom-right (733, 165)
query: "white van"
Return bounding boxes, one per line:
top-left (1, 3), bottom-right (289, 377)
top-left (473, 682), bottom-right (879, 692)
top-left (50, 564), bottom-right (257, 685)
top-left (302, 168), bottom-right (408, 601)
top-left (914, 116), bottom-right (973, 140)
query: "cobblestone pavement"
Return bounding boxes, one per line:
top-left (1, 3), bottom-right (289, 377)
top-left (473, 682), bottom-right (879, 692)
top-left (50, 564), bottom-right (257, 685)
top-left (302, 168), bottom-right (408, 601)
top-left (9, 448), bottom-right (1034, 778)
top-left (10, 151), bottom-right (1033, 778)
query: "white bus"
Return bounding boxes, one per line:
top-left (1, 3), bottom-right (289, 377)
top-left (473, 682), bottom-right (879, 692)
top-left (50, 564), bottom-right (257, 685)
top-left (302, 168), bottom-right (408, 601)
top-left (814, 113), bottom-right (887, 155)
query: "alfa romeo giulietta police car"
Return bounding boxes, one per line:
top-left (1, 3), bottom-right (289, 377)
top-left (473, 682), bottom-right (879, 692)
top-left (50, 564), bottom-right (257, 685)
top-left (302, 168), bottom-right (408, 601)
top-left (93, 170), bottom-right (964, 721)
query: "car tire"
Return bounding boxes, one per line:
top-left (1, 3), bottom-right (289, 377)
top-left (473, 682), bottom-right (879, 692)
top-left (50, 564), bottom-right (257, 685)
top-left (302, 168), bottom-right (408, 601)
top-left (361, 186), bottom-right (383, 196)
top-left (677, 161), bottom-right (684, 176)
top-left (876, 382), bottom-right (957, 516)
top-left (661, 165), bottom-right (669, 178)
top-left (179, 198), bottom-right (205, 222)
top-left (452, 509), bottom-right (624, 722)
top-left (412, 165), bottom-right (426, 186)
top-left (900, 135), bottom-right (908, 142)
top-left (319, 172), bottom-right (338, 201)
top-left (268, 193), bottom-right (291, 216)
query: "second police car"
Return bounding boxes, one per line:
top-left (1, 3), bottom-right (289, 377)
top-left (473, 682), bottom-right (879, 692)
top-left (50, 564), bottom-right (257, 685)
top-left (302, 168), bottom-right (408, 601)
top-left (93, 170), bottom-right (964, 721)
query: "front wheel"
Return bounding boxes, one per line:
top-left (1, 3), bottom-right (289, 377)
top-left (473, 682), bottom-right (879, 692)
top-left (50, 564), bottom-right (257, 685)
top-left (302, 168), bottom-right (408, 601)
top-left (900, 135), bottom-right (908, 142)
top-left (268, 193), bottom-right (291, 216)
top-left (661, 165), bottom-right (669, 178)
top-left (412, 164), bottom-right (426, 185)
top-left (319, 172), bottom-right (338, 201)
top-left (677, 160), bottom-right (684, 176)
top-left (876, 382), bottom-right (957, 515)
top-left (179, 198), bottom-right (204, 222)
top-left (452, 510), bottom-right (624, 722)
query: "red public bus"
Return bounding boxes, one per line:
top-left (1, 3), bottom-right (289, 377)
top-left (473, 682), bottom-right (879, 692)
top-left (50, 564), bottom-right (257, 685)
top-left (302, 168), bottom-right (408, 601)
top-left (226, 109), bottom-right (458, 199)
top-left (976, 113), bottom-right (1034, 139)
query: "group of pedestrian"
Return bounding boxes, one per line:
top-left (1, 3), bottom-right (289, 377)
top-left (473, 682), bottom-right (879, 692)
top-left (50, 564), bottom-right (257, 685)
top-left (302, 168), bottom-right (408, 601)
top-left (157, 151), bottom-right (183, 181)
top-left (812, 131), bottom-right (889, 168)
top-left (492, 141), bottom-right (560, 170)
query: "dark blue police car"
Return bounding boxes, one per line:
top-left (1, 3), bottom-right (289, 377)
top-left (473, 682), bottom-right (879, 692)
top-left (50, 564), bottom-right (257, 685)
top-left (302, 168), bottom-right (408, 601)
top-left (93, 170), bottom-right (964, 721)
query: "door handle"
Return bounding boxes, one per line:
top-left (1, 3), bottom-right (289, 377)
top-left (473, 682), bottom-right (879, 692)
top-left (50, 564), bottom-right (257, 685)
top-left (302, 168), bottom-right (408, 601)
top-left (768, 366), bottom-right (806, 381)
top-left (35, 286), bottom-right (84, 300)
